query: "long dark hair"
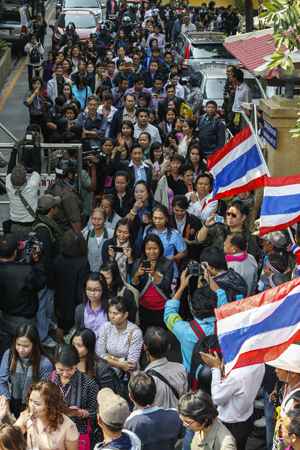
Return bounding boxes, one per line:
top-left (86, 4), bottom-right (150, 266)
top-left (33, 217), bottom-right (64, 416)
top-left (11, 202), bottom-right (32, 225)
top-left (84, 272), bottom-right (109, 313)
top-left (100, 261), bottom-right (124, 295)
top-left (11, 325), bottom-right (44, 380)
top-left (113, 217), bottom-right (134, 248)
top-left (71, 328), bottom-right (98, 378)
top-left (141, 233), bottom-right (164, 259)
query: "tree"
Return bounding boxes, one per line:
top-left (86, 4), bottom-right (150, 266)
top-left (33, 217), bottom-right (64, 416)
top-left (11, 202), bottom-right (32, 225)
top-left (260, 0), bottom-right (300, 136)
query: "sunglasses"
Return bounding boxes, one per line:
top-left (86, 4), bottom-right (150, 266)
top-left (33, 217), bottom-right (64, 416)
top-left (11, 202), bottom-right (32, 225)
top-left (226, 211), bottom-right (237, 218)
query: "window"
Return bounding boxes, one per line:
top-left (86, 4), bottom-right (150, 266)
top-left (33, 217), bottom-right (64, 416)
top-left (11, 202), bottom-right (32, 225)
top-left (58, 12), bottom-right (96, 28)
top-left (65, 0), bottom-right (99, 8)
top-left (190, 43), bottom-right (233, 60)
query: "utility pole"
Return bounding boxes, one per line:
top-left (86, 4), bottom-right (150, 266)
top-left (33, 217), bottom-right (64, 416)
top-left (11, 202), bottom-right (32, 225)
top-left (244, 0), bottom-right (254, 32)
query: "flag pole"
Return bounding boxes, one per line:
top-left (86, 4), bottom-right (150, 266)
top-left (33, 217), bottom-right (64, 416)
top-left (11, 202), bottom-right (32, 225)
top-left (240, 110), bottom-right (270, 177)
top-left (241, 110), bottom-right (296, 245)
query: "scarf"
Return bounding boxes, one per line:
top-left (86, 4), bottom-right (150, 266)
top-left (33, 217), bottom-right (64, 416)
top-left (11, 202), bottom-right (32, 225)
top-left (225, 252), bottom-right (248, 262)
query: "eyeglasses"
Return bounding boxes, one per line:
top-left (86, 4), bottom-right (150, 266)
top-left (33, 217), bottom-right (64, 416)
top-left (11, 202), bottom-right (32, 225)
top-left (86, 288), bottom-right (102, 293)
top-left (226, 211), bottom-right (237, 218)
top-left (179, 415), bottom-right (197, 427)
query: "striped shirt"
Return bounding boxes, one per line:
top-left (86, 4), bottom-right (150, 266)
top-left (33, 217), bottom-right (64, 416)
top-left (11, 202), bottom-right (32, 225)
top-left (96, 321), bottom-right (143, 364)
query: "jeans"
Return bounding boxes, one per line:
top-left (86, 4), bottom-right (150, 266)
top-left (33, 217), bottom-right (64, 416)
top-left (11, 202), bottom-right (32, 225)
top-left (182, 429), bottom-right (194, 450)
top-left (263, 389), bottom-right (275, 450)
top-left (37, 288), bottom-right (55, 342)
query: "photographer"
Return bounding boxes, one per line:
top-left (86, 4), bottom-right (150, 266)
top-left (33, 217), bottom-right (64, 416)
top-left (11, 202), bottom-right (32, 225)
top-left (164, 266), bottom-right (227, 374)
top-left (6, 141), bottom-right (41, 239)
top-left (200, 246), bottom-right (248, 301)
top-left (46, 159), bottom-right (83, 233)
top-left (131, 234), bottom-right (174, 331)
top-left (0, 234), bottom-right (46, 345)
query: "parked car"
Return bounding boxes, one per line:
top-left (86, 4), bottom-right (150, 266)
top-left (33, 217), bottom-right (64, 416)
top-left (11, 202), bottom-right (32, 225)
top-left (56, 0), bottom-right (103, 21)
top-left (197, 63), bottom-right (266, 110)
top-left (177, 31), bottom-right (238, 68)
top-left (51, 9), bottom-right (99, 49)
top-left (0, 1), bottom-right (32, 56)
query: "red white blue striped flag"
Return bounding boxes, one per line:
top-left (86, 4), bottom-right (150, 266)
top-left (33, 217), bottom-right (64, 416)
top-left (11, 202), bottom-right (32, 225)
top-left (207, 126), bottom-right (268, 200)
top-left (215, 277), bottom-right (300, 374)
top-left (259, 174), bottom-right (300, 236)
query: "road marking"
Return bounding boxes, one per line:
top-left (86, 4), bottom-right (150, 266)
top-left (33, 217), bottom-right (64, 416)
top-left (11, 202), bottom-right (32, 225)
top-left (0, 4), bottom-right (55, 112)
top-left (0, 58), bottom-right (27, 112)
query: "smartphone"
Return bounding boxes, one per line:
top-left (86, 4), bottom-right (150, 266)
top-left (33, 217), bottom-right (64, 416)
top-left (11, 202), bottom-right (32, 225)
top-left (143, 260), bottom-right (151, 269)
top-left (113, 246), bottom-right (123, 253)
top-left (215, 215), bottom-right (225, 224)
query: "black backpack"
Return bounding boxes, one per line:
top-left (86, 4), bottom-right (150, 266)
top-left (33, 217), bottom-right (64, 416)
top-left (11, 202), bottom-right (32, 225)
top-left (30, 46), bottom-right (41, 65)
top-left (189, 320), bottom-right (221, 394)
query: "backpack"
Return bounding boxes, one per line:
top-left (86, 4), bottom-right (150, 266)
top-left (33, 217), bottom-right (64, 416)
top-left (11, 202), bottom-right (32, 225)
top-left (30, 46), bottom-right (41, 65)
top-left (189, 320), bottom-right (221, 394)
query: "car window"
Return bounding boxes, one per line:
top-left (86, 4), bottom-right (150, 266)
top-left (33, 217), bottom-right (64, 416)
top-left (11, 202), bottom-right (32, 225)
top-left (203, 77), bottom-right (262, 100)
top-left (203, 78), bottom-right (225, 100)
top-left (191, 43), bottom-right (233, 59)
top-left (177, 37), bottom-right (185, 56)
top-left (65, 0), bottom-right (99, 8)
top-left (0, 8), bottom-right (21, 22)
top-left (58, 13), bottom-right (96, 28)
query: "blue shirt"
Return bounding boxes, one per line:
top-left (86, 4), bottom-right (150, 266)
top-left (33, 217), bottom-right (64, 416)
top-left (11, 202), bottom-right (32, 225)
top-left (164, 289), bottom-right (228, 372)
top-left (145, 227), bottom-right (187, 258)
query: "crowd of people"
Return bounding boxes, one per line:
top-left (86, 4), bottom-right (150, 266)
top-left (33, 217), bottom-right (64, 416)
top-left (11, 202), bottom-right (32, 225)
top-left (0, 1), bottom-right (299, 450)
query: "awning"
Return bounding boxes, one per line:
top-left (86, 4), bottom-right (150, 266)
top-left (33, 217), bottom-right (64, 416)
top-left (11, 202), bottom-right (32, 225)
top-left (224, 29), bottom-right (277, 77)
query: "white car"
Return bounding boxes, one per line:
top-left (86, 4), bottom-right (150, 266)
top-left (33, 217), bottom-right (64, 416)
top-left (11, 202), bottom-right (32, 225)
top-left (60, 0), bottom-right (103, 22)
top-left (197, 63), bottom-right (266, 109)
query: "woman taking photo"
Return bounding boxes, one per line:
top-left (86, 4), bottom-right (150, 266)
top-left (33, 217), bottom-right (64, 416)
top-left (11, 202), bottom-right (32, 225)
top-left (102, 218), bottom-right (135, 281)
top-left (131, 234), bottom-right (174, 331)
top-left (96, 297), bottom-right (143, 378)
top-left (49, 345), bottom-right (99, 443)
top-left (0, 325), bottom-right (53, 418)
top-left (24, 76), bottom-right (49, 133)
top-left (15, 381), bottom-right (79, 450)
top-left (100, 261), bottom-right (138, 323)
top-left (74, 273), bottom-right (108, 339)
top-left (82, 208), bottom-right (112, 272)
top-left (71, 328), bottom-right (118, 391)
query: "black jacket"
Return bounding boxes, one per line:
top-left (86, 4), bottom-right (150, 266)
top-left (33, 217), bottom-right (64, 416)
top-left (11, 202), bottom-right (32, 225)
top-left (109, 107), bottom-right (125, 139)
top-left (0, 261), bottom-right (46, 318)
top-left (131, 256), bottom-right (174, 299)
top-left (170, 212), bottom-right (203, 261)
top-left (52, 255), bottom-right (89, 332)
top-left (214, 268), bottom-right (248, 302)
top-left (197, 114), bottom-right (225, 157)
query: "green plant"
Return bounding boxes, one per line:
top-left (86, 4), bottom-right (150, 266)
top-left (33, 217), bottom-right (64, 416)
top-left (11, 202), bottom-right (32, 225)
top-left (0, 40), bottom-right (8, 51)
top-left (260, 0), bottom-right (300, 137)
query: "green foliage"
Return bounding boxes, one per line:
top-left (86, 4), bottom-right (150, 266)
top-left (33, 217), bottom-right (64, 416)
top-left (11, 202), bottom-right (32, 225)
top-left (260, 0), bottom-right (300, 137)
top-left (0, 40), bottom-right (8, 51)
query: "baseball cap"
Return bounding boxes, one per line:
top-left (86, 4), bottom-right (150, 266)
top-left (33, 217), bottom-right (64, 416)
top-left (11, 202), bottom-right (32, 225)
top-left (97, 388), bottom-right (130, 428)
top-left (38, 194), bottom-right (61, 210)
top-left (261, 231), bottom-right (288, 249)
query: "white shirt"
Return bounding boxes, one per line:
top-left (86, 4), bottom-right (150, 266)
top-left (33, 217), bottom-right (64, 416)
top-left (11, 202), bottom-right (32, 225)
top-left (134, 123), bottom-right (162, 144)
top-left (232, 82), bottom-right (252, 112)
top-left (181, 23), bottom-right (197, 33)
top-left (211, 364), bottom-right (265, 423)
top-left (6, 172), bottom-right (40, 222)
top-left (186, 192), bottom-right (218, 223)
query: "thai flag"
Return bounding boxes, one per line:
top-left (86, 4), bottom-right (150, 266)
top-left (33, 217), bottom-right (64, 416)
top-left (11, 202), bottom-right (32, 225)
top-left (207, 127), bottom-right (268, 200)
top-left (259, 174), bottom-right (300, 236)
top-left (215, 277), bottom-right (300, 375)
